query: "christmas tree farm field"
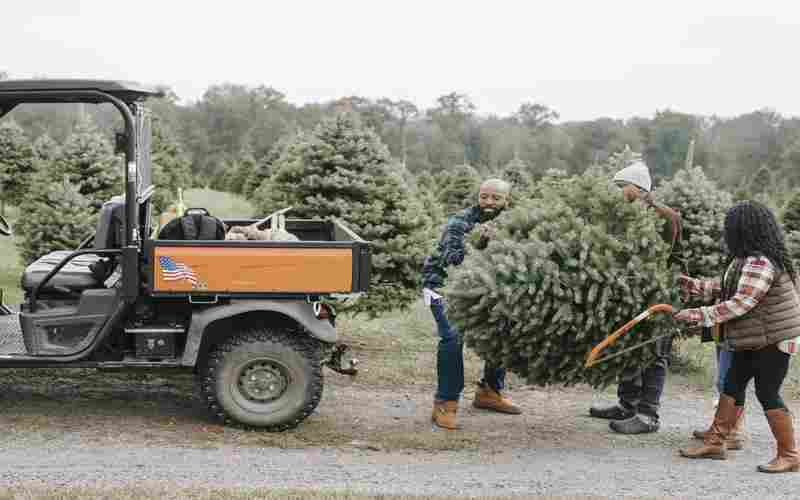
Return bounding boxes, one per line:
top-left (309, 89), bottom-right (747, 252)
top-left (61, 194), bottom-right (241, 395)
top-left (183, 188), bottom-right (253, 218)
top-left (0, 205), bottom-right (24, 307)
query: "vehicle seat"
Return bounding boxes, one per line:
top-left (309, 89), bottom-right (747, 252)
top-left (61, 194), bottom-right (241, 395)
top-left (21, 196), bottom-right (125, 294)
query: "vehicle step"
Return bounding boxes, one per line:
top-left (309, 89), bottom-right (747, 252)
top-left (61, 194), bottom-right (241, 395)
top-left (0, 314), bottom-right (27, 355)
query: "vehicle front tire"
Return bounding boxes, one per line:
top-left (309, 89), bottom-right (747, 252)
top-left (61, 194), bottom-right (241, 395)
top-left (200, 328), bottom-right (323, 431)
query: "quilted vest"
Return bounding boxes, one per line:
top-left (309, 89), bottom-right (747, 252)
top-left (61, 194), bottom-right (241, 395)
top-left (724, 273), bottom-right (800, 351)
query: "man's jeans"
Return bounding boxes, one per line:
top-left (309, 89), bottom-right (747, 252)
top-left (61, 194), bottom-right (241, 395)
top-left (617, 335), bottom-right (673, 418)
top-left (430, 298), bottom-right (505, 401)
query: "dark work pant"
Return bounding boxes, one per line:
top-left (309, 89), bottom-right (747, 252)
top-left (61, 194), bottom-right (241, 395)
top-left (723, 344), bottom-right (791, 412)
top-left (617, 335), bottom-right (673, 418)
top-left (430, 298), bottom-right (505, 401)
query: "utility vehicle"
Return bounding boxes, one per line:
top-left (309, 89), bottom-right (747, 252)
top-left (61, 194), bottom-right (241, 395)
top-left (0, 80), bottom-right (370, 430)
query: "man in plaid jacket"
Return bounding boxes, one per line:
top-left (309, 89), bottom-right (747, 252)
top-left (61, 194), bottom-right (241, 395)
top-left (423, 178), bottom-right (522, 430)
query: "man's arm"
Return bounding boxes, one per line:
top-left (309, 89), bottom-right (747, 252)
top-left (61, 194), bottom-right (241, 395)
top-left (642, 193), bottom-right (682, 251)
top-left (440, 216), bottom-right (470, 266)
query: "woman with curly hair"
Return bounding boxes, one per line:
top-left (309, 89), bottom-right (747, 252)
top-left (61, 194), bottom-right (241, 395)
top-left (673, 200), bottom-right (800, 473)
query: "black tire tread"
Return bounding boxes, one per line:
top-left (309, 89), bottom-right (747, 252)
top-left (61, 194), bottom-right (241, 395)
top-left (199, 328), bottom-right (323, 431)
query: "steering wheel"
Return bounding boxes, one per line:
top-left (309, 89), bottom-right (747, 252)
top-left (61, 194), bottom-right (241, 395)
top-left (0, 215), bottom-right (11, 236)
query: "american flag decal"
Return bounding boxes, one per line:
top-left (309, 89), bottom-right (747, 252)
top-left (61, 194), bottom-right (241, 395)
top-left (159, 256), bottom-right (199, 287)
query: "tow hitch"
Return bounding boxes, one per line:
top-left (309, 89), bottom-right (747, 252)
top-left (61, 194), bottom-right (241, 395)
top-left (323, 344), bottom-right (359, 376)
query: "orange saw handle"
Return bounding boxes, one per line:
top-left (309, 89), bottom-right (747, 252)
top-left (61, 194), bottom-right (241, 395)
top-left (584, 303), bottom-right (675, 368)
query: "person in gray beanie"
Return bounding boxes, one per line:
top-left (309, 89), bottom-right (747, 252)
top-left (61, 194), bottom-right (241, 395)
top-left (589, 160), bottom-right (683, 434)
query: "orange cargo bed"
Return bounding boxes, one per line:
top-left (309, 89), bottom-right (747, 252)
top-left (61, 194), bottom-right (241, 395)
top-left (144, 218), bottom-right (370, 298)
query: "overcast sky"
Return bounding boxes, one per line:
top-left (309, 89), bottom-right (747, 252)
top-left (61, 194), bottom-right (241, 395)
top-left (2, 1), bottom-right (798, 122)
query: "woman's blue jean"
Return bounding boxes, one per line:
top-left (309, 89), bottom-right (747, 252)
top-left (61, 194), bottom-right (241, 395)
top-left (430, 298), bottom-right (505, 401)
top-left (716, 345), bottom-right (733, 395)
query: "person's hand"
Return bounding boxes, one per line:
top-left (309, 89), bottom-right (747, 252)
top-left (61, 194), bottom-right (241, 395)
top-left (639, 191), bottom-right (656, 207)
top-left (674, 308), bottom-right (703, 325)
top-left (676, 274), bottom-right (693, 288)
top-left (478, 222), bottom-right (498, 241)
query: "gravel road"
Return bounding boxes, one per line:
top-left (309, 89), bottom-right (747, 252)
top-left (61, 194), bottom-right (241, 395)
top-left (2, 441), bottom-right (799, 498)
top-left (2, 370), bottom-right (800, 498)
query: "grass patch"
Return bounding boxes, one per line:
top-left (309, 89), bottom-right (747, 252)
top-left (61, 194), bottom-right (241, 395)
top-left (0, 205), bottom-right (23, 306)
top-left (0, 487), bottom-right (609, 500)
top-left (336, 300), bottom-right (494, 387)
top-left (183, 188), bottom-right (254, 218)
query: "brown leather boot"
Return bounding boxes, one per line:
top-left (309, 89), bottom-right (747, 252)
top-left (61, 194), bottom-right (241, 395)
top-left (432, 400), bottom-right (460, 430)
top-left (680, 394), bottom-right (737, 460)
top-left (472, 383), bottom-right (522, 414)
top-left (693, 406), bottom-right (748, 450)
top-left (758, 408), bottom-right (800, 473)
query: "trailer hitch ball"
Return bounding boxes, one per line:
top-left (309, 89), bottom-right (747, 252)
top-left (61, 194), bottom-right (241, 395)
top-left (324, 344), bottom-right (359, 376)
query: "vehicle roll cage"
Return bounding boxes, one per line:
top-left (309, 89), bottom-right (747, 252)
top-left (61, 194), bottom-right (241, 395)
top-left (0, 80), bottom-right (163, 302)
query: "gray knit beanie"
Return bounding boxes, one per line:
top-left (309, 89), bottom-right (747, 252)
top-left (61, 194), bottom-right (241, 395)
top-left (612, 161), bottom-right (652, 192)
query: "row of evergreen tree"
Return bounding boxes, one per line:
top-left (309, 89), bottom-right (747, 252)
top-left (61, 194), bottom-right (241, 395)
top-left (3, 80), bottom-right (800, 198)
top-left (1, 98), bottom-right (799, 318)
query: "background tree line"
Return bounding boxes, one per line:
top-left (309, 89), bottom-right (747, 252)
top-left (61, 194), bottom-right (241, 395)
top-left (2, 77), bottom-right (800, 201)
top-left (1, 75), bottom-right (799, 315)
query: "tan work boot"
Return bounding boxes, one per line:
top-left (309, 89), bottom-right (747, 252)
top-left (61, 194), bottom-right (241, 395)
top-left (472, 383), bottom-right (522, 415)
top-left (432, 400), bottom-right (460, 430)
top-left (693, 405), bottom-right (748, 450)
top-left (680, 394), bottom-right (737, 460)
top-left (758, 408), bottom-right (800, 473)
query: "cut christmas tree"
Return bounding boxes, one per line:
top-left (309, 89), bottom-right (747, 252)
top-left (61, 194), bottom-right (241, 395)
top-left (445, 173), bottom-right (681, 388)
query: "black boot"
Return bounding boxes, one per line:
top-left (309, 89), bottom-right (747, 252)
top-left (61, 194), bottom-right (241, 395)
top-left (589, 403), bottom-right (635, 420)
top-left (610, 413), bottom-right (660, 434)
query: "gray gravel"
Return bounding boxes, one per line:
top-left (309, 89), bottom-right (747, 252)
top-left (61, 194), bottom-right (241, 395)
top-left (2, 437), bottom-right (800, 498)
top-left (2, 370), bottom-right (800, 498)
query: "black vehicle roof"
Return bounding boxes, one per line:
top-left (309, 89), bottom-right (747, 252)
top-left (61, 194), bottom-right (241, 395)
top-left (0, 79), bottom-right (163, 103)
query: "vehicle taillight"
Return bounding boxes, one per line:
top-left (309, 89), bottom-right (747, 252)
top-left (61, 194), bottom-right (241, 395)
top-left (313, 302), bottom-right (335, 321)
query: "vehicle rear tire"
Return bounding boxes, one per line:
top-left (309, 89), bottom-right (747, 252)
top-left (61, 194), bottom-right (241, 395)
top-left (200, 328), bottom-right (323, 431)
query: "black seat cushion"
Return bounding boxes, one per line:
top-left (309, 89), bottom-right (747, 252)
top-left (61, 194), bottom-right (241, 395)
top-left (21, 251), bottom-right (103, 293)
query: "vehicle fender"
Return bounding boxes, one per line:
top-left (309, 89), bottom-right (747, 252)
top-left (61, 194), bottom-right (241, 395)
top-left (181, 299), bottom-right (336, 367)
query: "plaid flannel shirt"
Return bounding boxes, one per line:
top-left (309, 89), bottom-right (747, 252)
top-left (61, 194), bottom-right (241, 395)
top-left (678, 257), bottom-right (800, 354)
top-left (678, 256), bottom-right (775, 327)
top-left (422, 206), bottom-right (482, 290)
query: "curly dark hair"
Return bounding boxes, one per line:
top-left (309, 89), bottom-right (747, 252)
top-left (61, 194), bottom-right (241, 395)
top-left (721, 200), bottom-right (796, 299)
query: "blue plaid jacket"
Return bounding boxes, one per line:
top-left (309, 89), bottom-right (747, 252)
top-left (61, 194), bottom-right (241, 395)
top-left (422, 206), bottom-right (483, 290)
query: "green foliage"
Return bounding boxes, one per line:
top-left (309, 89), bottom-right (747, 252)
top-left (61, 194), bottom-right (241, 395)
top-left (500, 158), bottom-right (534, 194)
top-left (0, 119), bottom-right (36, 207)
top-left (605, 144), bottom-right (641, 173)
top-left (787, 230), bottom-right (800, 272)
top-left (253, 114), bottom-right (429, 315)
top-left (0, 206), bottom-right (24, 305)
top-left (438, 164), bottom-right (480, 215)
top-left (15, 177), bottom-right (95, 263)
top-left (749, 165), bottom-right (775, 199)
top-left (31, 133), bottom-right (60, 162)
top-left (783, 190), bottom-right (800, 233)
top-left (408, 171), bottom-right (446, 252)
top-left (646, 111), bottom-right (699, 181)
top-left (57, 116), bottom-right (121, 208)
top-left (242, 140), bottom-right (283, 198)
top-left (151, 119), bottom-right (193, 214)
top-left (228, 146), bottom-right (258, 195)
top-left (445, 173), bottom-right (679, 388)
top-left (657, 166), bottom-right (732, 279)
